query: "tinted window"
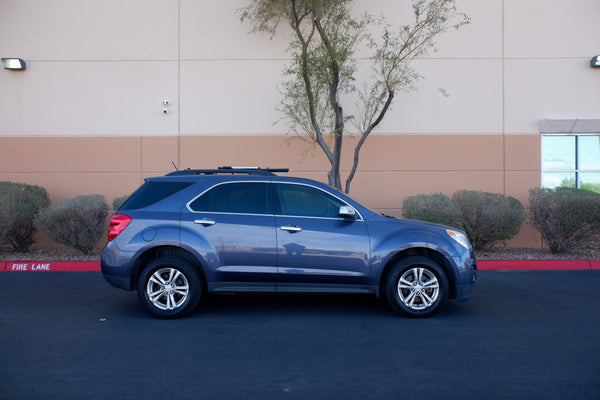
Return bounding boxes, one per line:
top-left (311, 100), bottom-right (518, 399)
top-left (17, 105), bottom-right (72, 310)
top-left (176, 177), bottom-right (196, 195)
top-left (276, 183), bottom-right (346, 218)
top-left (120, 181), bottom-right (194, 210)
top-left (189, 182), bottom-right (271, 214)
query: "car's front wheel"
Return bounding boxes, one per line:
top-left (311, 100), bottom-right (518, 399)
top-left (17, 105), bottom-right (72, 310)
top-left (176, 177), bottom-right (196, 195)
top-left (137, 257), bottom-right (202, 318)
top-left (385, 256), bottom-right (448, 317)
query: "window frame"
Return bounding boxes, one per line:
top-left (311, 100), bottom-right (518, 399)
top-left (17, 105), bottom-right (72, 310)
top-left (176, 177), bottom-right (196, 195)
top-left (541, 133), bottom-right (600, 190)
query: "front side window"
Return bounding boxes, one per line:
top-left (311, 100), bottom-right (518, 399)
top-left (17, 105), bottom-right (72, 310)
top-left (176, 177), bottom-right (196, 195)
top-left (542, 135), bottom-right (600, 193)
top-left (276, 183), bottom-right (347, 218)
top-left (189, 182), bottom-right (271, 214)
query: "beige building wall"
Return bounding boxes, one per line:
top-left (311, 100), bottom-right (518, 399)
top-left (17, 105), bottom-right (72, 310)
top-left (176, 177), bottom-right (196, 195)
top-left (1, 0), bottom-right (600, 248)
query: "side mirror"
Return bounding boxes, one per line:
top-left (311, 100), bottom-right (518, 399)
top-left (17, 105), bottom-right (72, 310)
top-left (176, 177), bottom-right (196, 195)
top-left (338, 205), bottom-right (358, 220)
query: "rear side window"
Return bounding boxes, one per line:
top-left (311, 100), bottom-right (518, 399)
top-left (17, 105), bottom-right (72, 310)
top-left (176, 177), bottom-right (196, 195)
top-left (189, 182), bottom-right (271, 214)
top-left (120, 181), bottom-right (194, 210)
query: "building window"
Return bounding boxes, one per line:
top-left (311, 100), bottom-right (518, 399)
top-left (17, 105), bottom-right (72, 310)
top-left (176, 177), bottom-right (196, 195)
top-left (542, 135), bottom-right (600, 193)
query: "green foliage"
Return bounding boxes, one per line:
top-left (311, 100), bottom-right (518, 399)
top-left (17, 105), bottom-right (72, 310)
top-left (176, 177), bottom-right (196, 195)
top-left (112, 195), bottom-right (129, 210)
top-left (240, 0), bottom-right (469, 193)
top-left (529, 187), bottom-right (600, 254)
top-left (402, 193), bottom-right (463, 229)
top-left (34, 195), bottom-right (108, 255)
top-left (452, 190), bottom-right (525, 250)
top-left (0, 181), bottom-right (50, 252)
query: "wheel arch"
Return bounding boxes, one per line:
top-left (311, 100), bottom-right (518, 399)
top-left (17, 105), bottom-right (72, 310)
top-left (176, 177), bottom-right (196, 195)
top-left (379, 247), bottom-right (457, 299)
top-left (131, 245), bottom-right (206, 291)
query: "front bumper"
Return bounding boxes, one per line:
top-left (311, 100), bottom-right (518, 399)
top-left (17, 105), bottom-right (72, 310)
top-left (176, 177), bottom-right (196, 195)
top-left (452, 251), bottom-right (478, 302)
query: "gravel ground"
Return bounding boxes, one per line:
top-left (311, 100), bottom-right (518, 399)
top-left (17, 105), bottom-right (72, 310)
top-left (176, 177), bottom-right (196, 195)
top-left (475, 247), bottom-right (599, 260)
top-left (1, 245), bottom-right (599, 261)
top-left (0, 246), bottom-right (101, 261)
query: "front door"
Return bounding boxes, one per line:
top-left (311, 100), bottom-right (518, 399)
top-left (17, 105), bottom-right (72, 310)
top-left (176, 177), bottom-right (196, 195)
top-left (274, 183), bottom-right (371, 290)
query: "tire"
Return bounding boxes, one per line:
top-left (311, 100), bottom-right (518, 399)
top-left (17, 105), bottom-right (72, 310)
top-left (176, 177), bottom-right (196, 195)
top-left (385, 256), bottom-right (449, 318)
top-left (137, 257), bottom-right (202, 318)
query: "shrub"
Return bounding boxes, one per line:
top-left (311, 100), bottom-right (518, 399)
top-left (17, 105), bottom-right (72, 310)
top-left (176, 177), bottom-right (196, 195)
top-left (112, 195), bottom-right (129, 210)
top-left (35, 195), bottom-right (109, 254)
top-left (452, 190), bottom-right (525, 250)
top-left (528, 187), bottom-right (600, 254)
top-left (402, 193), bottom-right (464, 229)
top-left (0, 181), bottom-right (50, 252)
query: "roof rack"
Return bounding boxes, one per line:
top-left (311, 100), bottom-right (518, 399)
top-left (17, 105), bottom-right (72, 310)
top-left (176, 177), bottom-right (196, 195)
top-left (165, 166), bottom-right (289, 177)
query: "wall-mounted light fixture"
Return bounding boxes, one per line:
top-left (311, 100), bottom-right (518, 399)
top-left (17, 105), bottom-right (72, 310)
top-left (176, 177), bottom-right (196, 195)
top-left (1, 58), bottom-right (26, 70)
top-left (591, 56), bottom-right (600, 68)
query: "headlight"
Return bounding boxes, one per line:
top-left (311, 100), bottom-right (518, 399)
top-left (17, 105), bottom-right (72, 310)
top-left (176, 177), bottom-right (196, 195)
top-left (446, 229), bottom-right (472, 250)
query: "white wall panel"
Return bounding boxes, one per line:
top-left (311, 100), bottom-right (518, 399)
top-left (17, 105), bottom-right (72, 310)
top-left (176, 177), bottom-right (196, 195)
top-left (0, 0), bottom-right (179, 61)
top-left (374, 59), bottom-right (503, 134)
top-left (180, 0), bottom-right (288, 60)
top-left (352, 0), bottom-right (502, 59)
top-left (504, 0), bottom-right (600, 58)
top-left (180, 59), bottom-right (286, 135)
top-left (504, 59), bottom-right (600, 134)
top-left (0, 61), bottom-right (179, 136)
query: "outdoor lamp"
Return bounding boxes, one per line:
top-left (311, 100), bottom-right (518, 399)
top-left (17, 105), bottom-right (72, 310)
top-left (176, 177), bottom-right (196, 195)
top-left (1, 58), bottom-right (26, 70)
top-left (591, 56), bottom-right (600, 68)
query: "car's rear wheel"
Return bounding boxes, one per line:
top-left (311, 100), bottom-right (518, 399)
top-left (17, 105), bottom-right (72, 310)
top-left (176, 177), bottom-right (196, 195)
top-left (385, 256), bottom-right (448, 317)
top-left (137, 257), bottom-right (201, 318)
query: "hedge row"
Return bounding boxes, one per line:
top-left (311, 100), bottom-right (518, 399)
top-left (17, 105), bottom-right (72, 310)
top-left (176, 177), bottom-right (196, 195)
top-left (0, 181), bottom-right (124, 254)
top-left (403, 188), bottom-right (600, 253)
top-left (529, 187), bottom-right (600, 254)
top-left (403, 190), bottom-right (525, 250)
top-left (2, 181), bottom-right (599, 255)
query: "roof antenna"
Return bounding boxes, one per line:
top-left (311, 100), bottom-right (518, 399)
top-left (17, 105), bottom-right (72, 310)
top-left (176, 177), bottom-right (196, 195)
top-left (171, 161), bottom-right (179, 171)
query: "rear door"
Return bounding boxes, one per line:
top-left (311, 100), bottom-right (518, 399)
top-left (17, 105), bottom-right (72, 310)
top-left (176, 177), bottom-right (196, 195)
top-left (180, 181), bottom-right (277, 292)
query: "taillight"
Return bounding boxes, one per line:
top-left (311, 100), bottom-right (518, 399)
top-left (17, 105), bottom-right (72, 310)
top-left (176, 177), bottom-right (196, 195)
top-left (108, 214), bottom-right (132, 242)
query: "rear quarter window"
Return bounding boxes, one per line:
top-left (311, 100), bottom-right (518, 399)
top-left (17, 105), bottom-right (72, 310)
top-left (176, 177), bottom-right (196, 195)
top-left (119, 181), bottom-right (194, 210)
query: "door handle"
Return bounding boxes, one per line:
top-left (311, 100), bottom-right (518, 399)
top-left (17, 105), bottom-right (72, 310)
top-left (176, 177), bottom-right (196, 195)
top-left (280, 225), bottom-right (302, 232)
top-left (194, 218), bottom-right (216, 226)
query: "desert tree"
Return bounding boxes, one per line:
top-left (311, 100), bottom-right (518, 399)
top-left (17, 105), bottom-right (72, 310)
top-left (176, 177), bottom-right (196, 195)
top-left (240, 0), bottom-right (469, 193)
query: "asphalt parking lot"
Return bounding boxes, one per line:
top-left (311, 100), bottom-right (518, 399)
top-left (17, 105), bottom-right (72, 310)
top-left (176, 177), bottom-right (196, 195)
top-left (1, 270), bottom-right (599, 400)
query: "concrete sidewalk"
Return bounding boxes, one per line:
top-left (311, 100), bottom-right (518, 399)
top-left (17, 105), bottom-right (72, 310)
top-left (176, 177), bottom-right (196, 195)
top-left (1, 259), bottom-right (599, 272)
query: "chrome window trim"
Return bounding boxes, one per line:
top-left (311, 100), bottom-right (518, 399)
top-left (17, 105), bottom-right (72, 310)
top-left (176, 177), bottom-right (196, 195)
top-left (185, 180), bottom-right (364, 220)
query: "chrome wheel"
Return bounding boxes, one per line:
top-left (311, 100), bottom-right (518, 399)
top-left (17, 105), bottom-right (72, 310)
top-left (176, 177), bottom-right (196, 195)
top-left (145, 267), bottom-right (190, 311)
top-left (397, 267), bottom-right (440, 311)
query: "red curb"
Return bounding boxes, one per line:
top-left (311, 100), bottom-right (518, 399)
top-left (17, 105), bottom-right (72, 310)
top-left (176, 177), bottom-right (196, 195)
top-left (2, 261), bottom-right (100, 272)
top-left (0, 260), bottom-right (597, 272)
top-left (477, 260), bottom-right (592, 271)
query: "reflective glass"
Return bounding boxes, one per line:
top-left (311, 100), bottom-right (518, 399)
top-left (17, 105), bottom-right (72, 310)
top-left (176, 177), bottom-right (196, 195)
top-left (542, 136), bottom-right (575, 170)
top-left (276, 184), bottom-right (346, 218)
top-left (542, 172), bottom-right (576, 189)
top-left (190, 183), bottom-right (270, 214)
top-left (579, 136), bottom-right (600, 170)
top-left (580, 172), bottom-right (600, 193)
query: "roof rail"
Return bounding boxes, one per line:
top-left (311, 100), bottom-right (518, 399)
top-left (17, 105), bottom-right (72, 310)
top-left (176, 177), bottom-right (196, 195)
top-left (165, 166), bottom-right (289, 176)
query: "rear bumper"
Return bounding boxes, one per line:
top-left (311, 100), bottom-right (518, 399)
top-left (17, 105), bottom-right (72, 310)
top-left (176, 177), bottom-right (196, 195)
top-left (100, 242), bottom-right (136, 291)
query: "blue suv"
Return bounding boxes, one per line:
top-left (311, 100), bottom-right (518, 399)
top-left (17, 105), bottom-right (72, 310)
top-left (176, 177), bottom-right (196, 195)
top-left (101, 167), bottom-right (477, 318)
